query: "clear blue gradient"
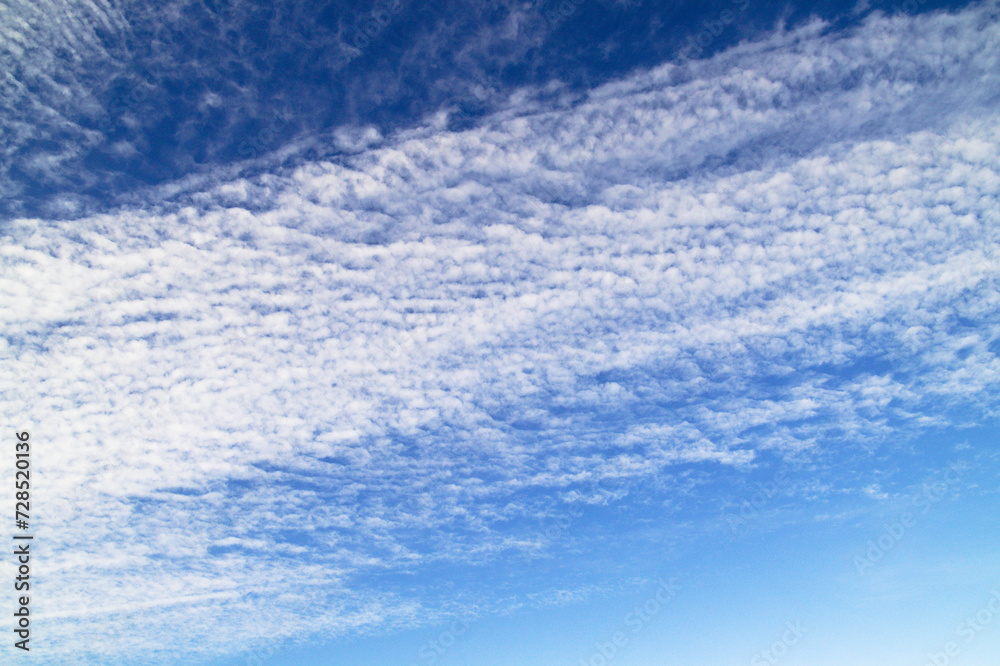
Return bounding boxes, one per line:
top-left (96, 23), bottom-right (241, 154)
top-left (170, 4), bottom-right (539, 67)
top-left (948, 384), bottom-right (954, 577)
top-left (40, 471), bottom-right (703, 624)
top-left (203, 424), bottom-right (1000, 666)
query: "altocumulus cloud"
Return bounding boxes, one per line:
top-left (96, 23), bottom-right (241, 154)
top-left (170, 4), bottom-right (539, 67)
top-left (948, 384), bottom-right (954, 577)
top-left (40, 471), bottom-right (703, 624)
top-left (2, 2), bottom-right (1000, 662)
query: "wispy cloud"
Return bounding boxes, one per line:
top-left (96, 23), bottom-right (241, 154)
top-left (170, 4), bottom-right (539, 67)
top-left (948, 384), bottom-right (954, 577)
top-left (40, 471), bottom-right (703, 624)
top-left (2, 2), bottom-right (1000, 662)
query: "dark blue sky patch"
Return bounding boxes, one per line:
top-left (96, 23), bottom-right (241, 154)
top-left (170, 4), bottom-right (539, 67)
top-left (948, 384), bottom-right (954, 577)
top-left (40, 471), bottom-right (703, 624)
top-left (0, 0), bottom-right (978, 220)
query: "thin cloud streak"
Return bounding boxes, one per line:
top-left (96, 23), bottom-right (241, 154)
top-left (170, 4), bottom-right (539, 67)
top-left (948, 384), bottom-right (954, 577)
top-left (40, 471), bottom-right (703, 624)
top-left (2, 2), bottom-right (999, 662)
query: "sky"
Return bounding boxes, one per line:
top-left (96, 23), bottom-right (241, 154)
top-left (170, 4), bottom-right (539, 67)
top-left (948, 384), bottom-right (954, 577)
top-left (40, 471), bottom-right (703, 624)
top-left (1, 0), bottom-right (999, 664)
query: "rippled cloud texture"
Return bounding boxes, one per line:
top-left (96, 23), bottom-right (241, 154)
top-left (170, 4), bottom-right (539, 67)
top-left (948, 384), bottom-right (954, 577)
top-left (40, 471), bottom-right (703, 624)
top-left (2, 1), bottom-right (1000, 663)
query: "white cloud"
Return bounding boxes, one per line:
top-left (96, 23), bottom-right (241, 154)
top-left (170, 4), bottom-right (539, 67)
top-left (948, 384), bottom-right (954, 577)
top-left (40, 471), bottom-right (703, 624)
top-left (2, 2), bottom-right (1000, 661)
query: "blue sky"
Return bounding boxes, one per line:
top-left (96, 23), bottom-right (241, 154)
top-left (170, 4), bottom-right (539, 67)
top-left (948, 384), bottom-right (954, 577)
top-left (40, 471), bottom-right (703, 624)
top-left (1, 0), bottom-right (1000, 664)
